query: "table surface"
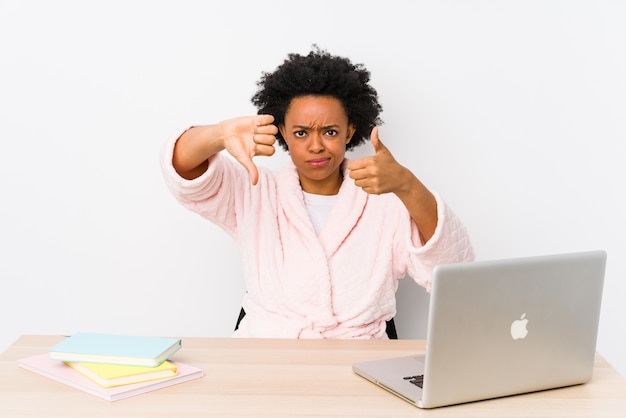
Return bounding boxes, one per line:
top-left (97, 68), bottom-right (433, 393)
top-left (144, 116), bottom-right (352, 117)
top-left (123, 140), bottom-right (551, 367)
top-left (1, 335), bottom-right (626, 417)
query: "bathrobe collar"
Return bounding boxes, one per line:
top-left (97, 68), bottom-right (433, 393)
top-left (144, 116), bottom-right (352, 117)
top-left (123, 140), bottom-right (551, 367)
top-left (276, 159), bottom-right (368, 259)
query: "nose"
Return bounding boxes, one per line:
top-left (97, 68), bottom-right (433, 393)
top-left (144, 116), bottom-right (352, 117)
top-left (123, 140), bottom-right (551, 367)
top-left (309, 132), bottom-right (324, 153)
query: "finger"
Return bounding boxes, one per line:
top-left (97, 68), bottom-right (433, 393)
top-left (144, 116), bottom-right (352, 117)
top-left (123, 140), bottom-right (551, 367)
top-left (253, 133), bottom-right (277, 147)
top-left (370, 127), bottom-right (386, 154)
top-left (254, 143), bottom-right (276, 157)
top-left (255, 114), bottom-right (275, 127)
top-left (247, 163), bottom-right (259, 186)
top-left (255, 123), bottom-right (278, 136)
top-left (346, 158), bottom-right (367, 172)
top-left (238, 155), bottom-right (259, 185)
top-left (348, 170), bottom-right (366, 183)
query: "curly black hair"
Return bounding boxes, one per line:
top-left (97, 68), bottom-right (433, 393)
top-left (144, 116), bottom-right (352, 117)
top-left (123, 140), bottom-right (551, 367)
top-left (251, 47), bottom-right (383, 151)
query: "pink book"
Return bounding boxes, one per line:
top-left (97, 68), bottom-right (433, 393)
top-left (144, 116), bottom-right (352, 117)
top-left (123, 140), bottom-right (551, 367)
top-left (18, 354), bottom-right (204, 401)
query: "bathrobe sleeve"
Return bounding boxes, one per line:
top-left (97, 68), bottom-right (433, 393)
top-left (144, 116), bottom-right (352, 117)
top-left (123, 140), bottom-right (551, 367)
top-left (399, 192), bottom-right (475, 292)
top-left (160, 127), bottom-right (257, 238)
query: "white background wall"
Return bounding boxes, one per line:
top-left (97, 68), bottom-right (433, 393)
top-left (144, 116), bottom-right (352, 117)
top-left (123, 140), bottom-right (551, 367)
top-left (1, 1), bottom-right (624, 378)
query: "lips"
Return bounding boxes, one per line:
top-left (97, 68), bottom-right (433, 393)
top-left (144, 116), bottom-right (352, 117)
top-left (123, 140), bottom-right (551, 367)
top-left (306, 158), bottom-right (330, 168)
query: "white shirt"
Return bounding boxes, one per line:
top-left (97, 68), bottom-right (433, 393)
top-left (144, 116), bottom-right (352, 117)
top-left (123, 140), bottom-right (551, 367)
top-left (302, 191), bottom-right (338, 235)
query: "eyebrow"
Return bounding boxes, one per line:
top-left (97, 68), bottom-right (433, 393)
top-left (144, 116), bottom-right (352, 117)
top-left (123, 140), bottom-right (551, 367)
top-left (292, 124), bottom-right (341, 130)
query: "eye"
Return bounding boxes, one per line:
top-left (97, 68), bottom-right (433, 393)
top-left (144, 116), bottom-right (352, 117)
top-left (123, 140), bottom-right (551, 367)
top-left (293, 130), bottom-right (307, 138)
top-left (325, 129), bottom-right (338, 137)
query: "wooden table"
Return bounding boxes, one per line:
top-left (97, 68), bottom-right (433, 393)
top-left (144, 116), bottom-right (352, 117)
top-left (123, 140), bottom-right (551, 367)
top-left (1, 335), bottom-right (626, 417)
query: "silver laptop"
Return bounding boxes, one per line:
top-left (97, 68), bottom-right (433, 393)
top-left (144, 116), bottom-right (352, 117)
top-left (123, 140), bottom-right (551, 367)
top-left (353, 250), bottom-right (606, 409)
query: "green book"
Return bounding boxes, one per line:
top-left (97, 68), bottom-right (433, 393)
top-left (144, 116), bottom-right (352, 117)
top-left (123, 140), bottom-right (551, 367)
top-left (50, 332), bottom-right (182, 367)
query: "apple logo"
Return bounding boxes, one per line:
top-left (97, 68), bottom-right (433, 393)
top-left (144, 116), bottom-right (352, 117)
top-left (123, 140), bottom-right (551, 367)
top-left (510, 313), bottom-right (529, 340)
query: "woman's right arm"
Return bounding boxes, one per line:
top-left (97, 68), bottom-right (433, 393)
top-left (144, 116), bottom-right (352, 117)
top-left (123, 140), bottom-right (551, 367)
top-left (172, 115), bottom-right (278, 183)
top-left (172, 124), bottom-right (225, 180)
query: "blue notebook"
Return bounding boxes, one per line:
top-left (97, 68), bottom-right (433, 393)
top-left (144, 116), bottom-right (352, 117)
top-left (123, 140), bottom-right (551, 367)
top-left (50, 332), bottom-right (182, 367)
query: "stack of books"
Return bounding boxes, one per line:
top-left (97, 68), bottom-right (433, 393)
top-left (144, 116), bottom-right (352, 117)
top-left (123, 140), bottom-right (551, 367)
top-left (17, 332), bottom-right (204, 401)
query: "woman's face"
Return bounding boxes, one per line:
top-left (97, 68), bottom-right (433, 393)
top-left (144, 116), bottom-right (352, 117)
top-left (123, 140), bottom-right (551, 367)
top-left (280, 95), bottom-right (355, 195)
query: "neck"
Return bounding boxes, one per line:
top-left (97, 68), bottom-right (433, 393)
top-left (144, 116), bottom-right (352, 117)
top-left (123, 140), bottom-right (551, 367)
top-left (300, 169), bottom-right (343, 195)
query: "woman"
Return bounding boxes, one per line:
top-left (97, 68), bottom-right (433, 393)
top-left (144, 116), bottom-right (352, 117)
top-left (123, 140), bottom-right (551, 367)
top-left (161, 48), bottom-right (475, 339)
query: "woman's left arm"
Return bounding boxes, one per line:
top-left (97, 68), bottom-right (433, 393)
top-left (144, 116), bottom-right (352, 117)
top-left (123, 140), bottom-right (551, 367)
top-left (347, 127), bottom-right (438, 243)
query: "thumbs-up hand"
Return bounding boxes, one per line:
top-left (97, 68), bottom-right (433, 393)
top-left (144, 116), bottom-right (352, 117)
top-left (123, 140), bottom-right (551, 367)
top-left (347, 127), bottom-right (406, 195)
top-left (221, 114), bottom-right (278, 185)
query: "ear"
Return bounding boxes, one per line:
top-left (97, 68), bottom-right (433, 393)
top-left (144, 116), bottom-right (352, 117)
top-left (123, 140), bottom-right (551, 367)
top-left (278, 124), bottom-right (291, 151)
top-left (346, 123), bottom-right (356, 144)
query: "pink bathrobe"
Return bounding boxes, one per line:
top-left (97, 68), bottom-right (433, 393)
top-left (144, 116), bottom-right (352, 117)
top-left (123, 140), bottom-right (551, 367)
top-left (161, 131), bottom-right (475, 339)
